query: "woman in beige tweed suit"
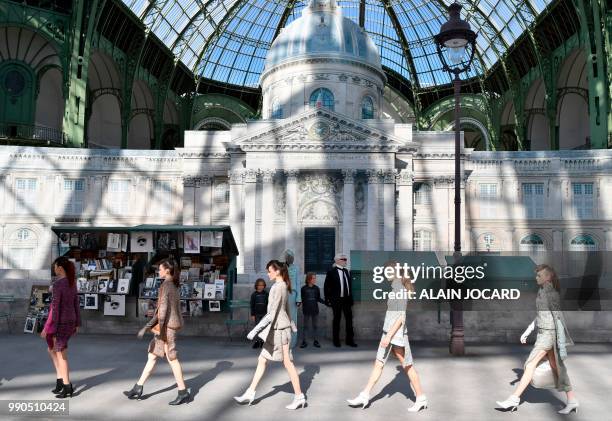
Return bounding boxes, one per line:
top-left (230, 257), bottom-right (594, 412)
top-left (123, 258), bottom-right (190, 405)
top-left (234, 260), bottom-right (306, 410)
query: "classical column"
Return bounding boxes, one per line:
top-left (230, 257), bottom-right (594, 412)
top-left (396, 169), bottom-right (413, 250)
top-left (182, 177), bottom-right (196, 225)
top-left (366, 169), bottom-right (381, 250)
top-left (243, 169), bottom-right (258, 273)
top-left (195, 175), bottom-right (213, 225)
top-left (229, 170), bottom-right (245, 273)
top-left (341, 169), bottom-right (356, 260)
top-left (285, 170), bottom-right (299, 253)
top-left (605, 229), bottom-right (612, 251)
top-left (383, 170), bottom-right (397, 251)
top-left (261, 170), bottom-right (276, 265)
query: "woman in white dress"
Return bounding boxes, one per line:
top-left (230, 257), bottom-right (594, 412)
top-left (234, 260), bottom-right (306, 410)
top-left (347, 262), bottom-right (428, 412)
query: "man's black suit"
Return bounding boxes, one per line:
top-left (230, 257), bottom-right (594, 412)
top-left (324, 265), bottom-right (355, 345)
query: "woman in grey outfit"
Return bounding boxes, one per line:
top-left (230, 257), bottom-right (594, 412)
top-left (234, 260), bottom-right (306, 410)
top-left (347, 262), bottom-right (427, 412)
top-left (496, 264), bottom-right (578, 414)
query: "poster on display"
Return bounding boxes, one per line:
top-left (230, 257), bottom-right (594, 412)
top-left (130, 232), bottom-right (154, 252)
top-left (183, 231), bottom-right (200, 253)
top-left (209, 301), bottom-right (221, 312)
top-left (24, 316), bottom-right (36, 333)
top-left (204, 284), bottom-right (215, 300)
top-left (104, 295), bottom-right (126, 316)
top-left (84, 294), bottom-right (98, 310)
top-left (117, 278), bottom-right (130, 294)
top-left (106, 233), bottom-right (121, 251)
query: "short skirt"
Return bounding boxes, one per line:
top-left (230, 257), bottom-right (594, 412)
top-left (47, 334), bottom-right (71, 352)
top-left (260, 327), bottom-right (292, 362)
top-left (375, 333), bottom-right (413, 367)
top-left (148, 328), bottom-right (178, 361)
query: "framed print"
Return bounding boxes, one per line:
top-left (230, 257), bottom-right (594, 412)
top-left (97, 278), bottom-right (109, 294)
top-left (117, 278), bottom-right (130, 294)
top-left (84, 294), bottom-right (98, 310)
top-left (104, 295), bottom-right (126, 316)
top-left (209, 301), bottom-right (221, 312)
top-left (24, 316), bottom-right (36, 333)
top-left (130, 231), bottom-right (153, 252)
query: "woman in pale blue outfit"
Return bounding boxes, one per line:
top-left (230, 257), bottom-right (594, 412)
top-left (282, 249), bottom-right (301, 349)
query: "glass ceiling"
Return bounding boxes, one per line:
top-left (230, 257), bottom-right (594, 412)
top-left (121, 0), bottom-right (554, 88)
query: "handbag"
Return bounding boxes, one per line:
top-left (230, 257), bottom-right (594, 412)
top-left (530, 360), bottom-right (556, 389)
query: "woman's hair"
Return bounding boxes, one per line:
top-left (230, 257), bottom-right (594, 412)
top-left (384, 260), bottom-right (414, 292)
top-left (254, 278), bottom-right (266, 289)
top-left (535, 264), bottom-right (560, 291)
top-left (305, 272), bottom-right (316, 285)
top-left (266, 259), bottom-right (292, 292)
top-left (159, 258), bottom-right (180, 287)
top-left (53, 256), bottom-right (76, 288)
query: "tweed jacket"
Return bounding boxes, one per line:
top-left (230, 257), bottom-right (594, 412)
top-left (146, 279), bottom-right (184, 338)
top-left (536, 282), bottom-right (574, 346)
top-left (47, 277), bottom-right (81, 337)
top-left (257, 281), bottom-right (291, 342)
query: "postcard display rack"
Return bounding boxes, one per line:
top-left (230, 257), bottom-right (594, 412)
top-left (51, 226), bottom-right (238, 325)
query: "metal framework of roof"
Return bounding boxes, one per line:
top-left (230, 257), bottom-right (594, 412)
top-left (120, 0), bottom-right (556, 89)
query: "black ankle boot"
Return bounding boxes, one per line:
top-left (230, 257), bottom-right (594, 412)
top-left (55, 383), bottom-right (73, 398)
top-left (51, 379), bottom-right (63, 394)
top-left (123, 384), bottom-right (143, 400)
top-left (168, 389), bottom-right (190, 405)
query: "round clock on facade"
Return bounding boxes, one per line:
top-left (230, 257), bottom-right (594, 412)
top-left (309, 121), bottom-right (330, 139)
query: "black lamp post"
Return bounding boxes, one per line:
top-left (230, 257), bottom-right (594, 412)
top-left (434, 2), bottom-right (477, 356)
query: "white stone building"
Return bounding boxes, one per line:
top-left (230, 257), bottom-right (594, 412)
top-left (0, 0), bottom-right (611, 279)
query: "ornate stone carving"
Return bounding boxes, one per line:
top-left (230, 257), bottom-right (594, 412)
top-left (274, 180), bottom-right (287, 218)
top-left (366, 169), bottom-right (382, 183)
top-left (298, 174), bottom-right (341, 198)
top-left (396, 169), bottom-right (413, 186)
top-left (301, 201), bottom-right (339, 222)
top-left (285, 170), bottom-right (299, 182)
top-left (382, 169), bottom-right (397, 183)
top-left (244, 169), bottom-right (259, 183)
top-left (355, 180), bottom-right (366, 215)
top-left (341, 169), bottom-right (356, 183)
top-left (228, 170), bottom-right (244, 184)
top-left (183, 177), bottom-right (198, 187)
top-left (261, 169), bottom-right (276, 183)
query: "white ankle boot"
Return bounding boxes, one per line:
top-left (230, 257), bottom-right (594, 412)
top-left (496, 394), bottom-right (520, 411)
top-left (558, 401), bottom-right (579, 414)
top-left (347, 391), bottom-right (370, 408)
top-left (408, 394), bottom-right (428, 412)
top-left (234, 388), bottom-right (256, 405)
top-left (285, 393), bottom-right (306, 410)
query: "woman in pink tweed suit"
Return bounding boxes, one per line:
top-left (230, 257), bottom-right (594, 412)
top-left (41, 256), bottom-right (81, 398)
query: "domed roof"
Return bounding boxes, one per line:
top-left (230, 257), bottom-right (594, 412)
top-left (265, 0), bottom-right (382, 73)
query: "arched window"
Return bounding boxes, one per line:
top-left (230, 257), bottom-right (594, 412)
top-left (414, 183), bottom-right (432, 205)
top-left (520, 234), bottom-right (545, 252)
top-left (570, 234), bottom-right (597, 250)
top-left (413, 230), bottom-right (432, 251)
top-left (309, 88), bottom-right (334, 111)
top-left (271, 98), bottom-right (283, 119)
top-left (361, 96), bottom-right (374, 119)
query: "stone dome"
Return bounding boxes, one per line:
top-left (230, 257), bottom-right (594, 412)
top-left (264, 0), bottom-right (382, 73)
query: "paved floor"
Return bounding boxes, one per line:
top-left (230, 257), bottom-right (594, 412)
top-left (0, 334), bottom-right (610, 421)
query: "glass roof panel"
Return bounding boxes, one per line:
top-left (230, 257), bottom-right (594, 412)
top-left (120, 0), bottom-right (556, 89)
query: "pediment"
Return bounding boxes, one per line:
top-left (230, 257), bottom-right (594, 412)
top-left (234, 109), bottom-right (416, 152)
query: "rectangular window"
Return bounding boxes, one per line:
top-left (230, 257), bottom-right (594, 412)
top-left (413, 231), bottom-right (432, 251)
top-left (479, 183), bottom-right (497, 218)
top-left (153, 180), bottom-right (173, 216)
top-left (14, 178), bottom-right (37, 214)
top-left (572, 182), bottom-right (594, 218)
top-left (108, 179), bottom-right (130, 215)
top-left (63, 179), bottom-right (85, 214)
top-left (522, 183), bottom-right (544, 219)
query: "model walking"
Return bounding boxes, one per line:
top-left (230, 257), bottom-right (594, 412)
top-left (282, 249), bottom-right (302, 349)
top-left (496, 264), bottom-right (577, 413)
top-left (124, 258), bottom-right (191, 405)
top-left (41, 257), bottom-right (81, 398)
top-left (347, 262), bottom-right (427, 412)
top-left (234, 260), bottom-right (306, 409)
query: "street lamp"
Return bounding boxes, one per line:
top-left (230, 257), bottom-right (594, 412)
top-left (434, 2), bottom-right (477, 356)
